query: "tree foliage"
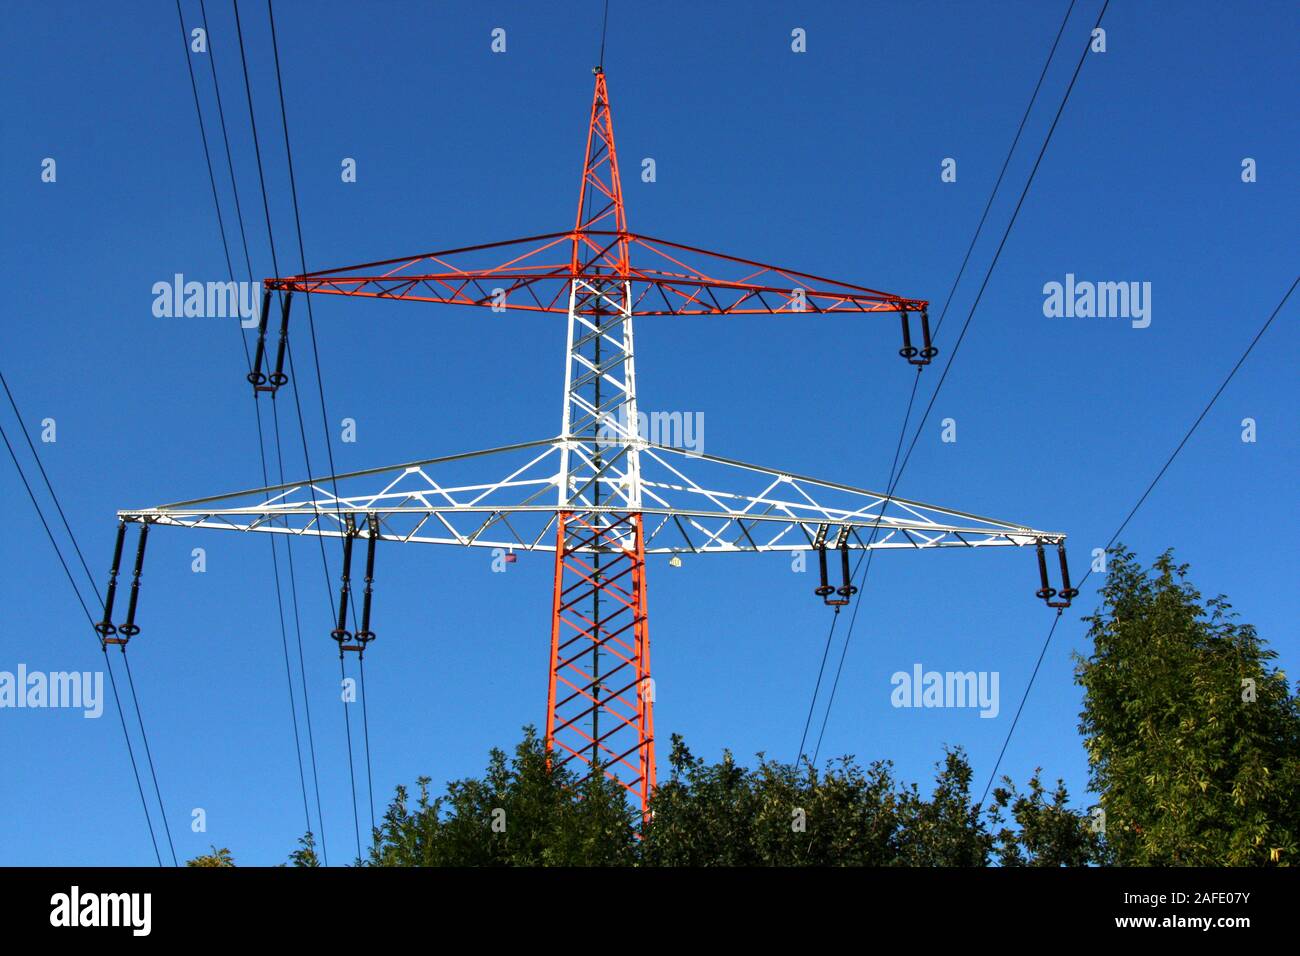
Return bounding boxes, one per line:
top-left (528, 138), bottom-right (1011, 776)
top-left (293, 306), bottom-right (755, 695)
top-left (355, 731), bottom-right (1095, 867)
top-left (185, 845), bottom-right (235, 867)
top-left (1075, 546), bottom-right (1298, 865)
top-left (286, 831), bottom-right (320, 868)
top-left (990, 770), bottom-right (1107, 866)
top-left (366, 727), bottom-right (637, 867)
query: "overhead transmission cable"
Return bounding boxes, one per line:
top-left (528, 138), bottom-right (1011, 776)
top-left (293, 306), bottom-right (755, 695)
top-left (231, 0), bottom-right (364, 861)
top-left (267, 0), bottom-right (377, 844)
top-left (177, 0), bottom-right (326, 861)
top-left (598, 0), bottom-right (611, 66)
top-left (200, 0), bottom-right (328, 862)
top-left (799, 0), bottom-right (1105, 763)
top-left (227, 0), bottom-right (361, 858)
top-left (0, 372), bottom-right (173, 865)
top-left (977, 274), bottom-right (1298, 805)
top-left (2, 373), bottom-right (177, 865)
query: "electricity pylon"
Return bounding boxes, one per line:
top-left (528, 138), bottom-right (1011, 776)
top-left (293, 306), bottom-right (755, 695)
top-left (108, 68), bottom-right (1076, 816)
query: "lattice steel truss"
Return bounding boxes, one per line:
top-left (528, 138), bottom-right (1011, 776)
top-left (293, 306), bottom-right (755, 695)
top-left (119, 436), bottom-right (1062, 555)
top-left (114, 69), bottom-right (1072, 816)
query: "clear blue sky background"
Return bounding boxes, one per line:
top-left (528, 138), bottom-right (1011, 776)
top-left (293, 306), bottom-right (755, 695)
top-left (1, 0), bottom-right (1295, 865)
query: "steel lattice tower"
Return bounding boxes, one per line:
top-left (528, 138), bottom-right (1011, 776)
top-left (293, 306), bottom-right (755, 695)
top-left (107, 69), bottom-right (1077, 817)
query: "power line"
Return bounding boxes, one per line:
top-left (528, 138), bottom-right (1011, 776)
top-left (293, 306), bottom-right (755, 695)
top-left (893, 0), bottom-right (1110, 490)
top-left (929, 0), bottom-right (1078, 343)
top-left (283, 337), bottom-right (365, 860)
top-left (2, 373), bottom-right (176, 865)
top-left (812, 0), bottom-right (1110, 759)
top-left (182, 0), bottom-right (312, 846)
top-left (200, 0), bottom-right (257, 284)
top-left (175, 0), bottom-right (242, 337)
top-left (0, 376), bottom-right (101, 601)
top-left (979, 612), bottom-right (1063, 806)
top-left (0, 375), bottom-right (168, 866)
top-left (231, 0), bottom-right (364, 861)
top-left (359, 654), bottom-right (376, 845)
top-left (102, 657), bottom-right (165, 865)
top-left (0, 418), bottom-right (94, 624)
top-left (177, 0), bottom-right (327, 861)
top-left (121, 654), bottom-right (178, 864)
top-left (598, 0), bottom-right (611, 67)
top-left (4, 376), bottom-right (178, 866)
top-left (272, 400), bottom-right (331, 862)
top-left (798, 0), bottom-right (1092, 763)
top-left (337, 653), bottom-right (364, 859)
top-left (266, 0), bottom-right (377, 842)
top-left (796, 368), bottom-right (923, 762)
top-left (814, 0), bottom-right (1110, 762)
top-left (978, 273), bottom-right (1298, 804)
top-left (805, 369), bottom-right (924, 766)
top-left (203, 0), bottom-right (327, 862)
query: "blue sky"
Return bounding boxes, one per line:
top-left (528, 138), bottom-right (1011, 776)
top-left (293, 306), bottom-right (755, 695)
top-left (1, 0), bottom-right (1295, 865)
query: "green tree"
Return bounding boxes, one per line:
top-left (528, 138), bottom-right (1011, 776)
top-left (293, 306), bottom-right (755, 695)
top-left (367, 726), bottom-right (637, 866)
top-left (990, 770), bottom-right (1107, 866)
top-left (640, 736), bottom-right (1067, 866)
top-left (893, 749), bottom-right (991, 866)
top-left (286, 831), bottom-right (320, 867)
top-left (355, 729), bottom-right (1100, 866)
top-left (640, 737), bottom-right (795, 865)
top-left (1076, 546), bottom-right (1299, 865)
top-left (186, 845), bottom-right (235, 867)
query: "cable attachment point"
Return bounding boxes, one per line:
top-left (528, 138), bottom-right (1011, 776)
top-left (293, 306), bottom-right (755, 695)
top-left (834, 527), bottom-right (858, 603)
top-left (268, 290), bottom-right (293, 389)
top-left (812, 524), bottom-right (835, 600)
top-left (822, 526), bottom-right (852, 607)
top-left (898, 303), bottom-right (937, 366)
top-left (812, 525), bottom-right (855, 607)
top-left (351, 513), bottom-right (379, 653)
top-left (1035, 540), bottom-right (1077, 609)
top-left (898, 306), bottom-right (916, 362)
top-left (247, 287), bottom-right (273, 391)
top-left (918, 306), bottom-right (938, 362)
top-left (109, 522), bottom-right (150, 644)
top-left (331, 514), bottom-right (357, 655)
top-left (95, 520), bottom-right (128, 641)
